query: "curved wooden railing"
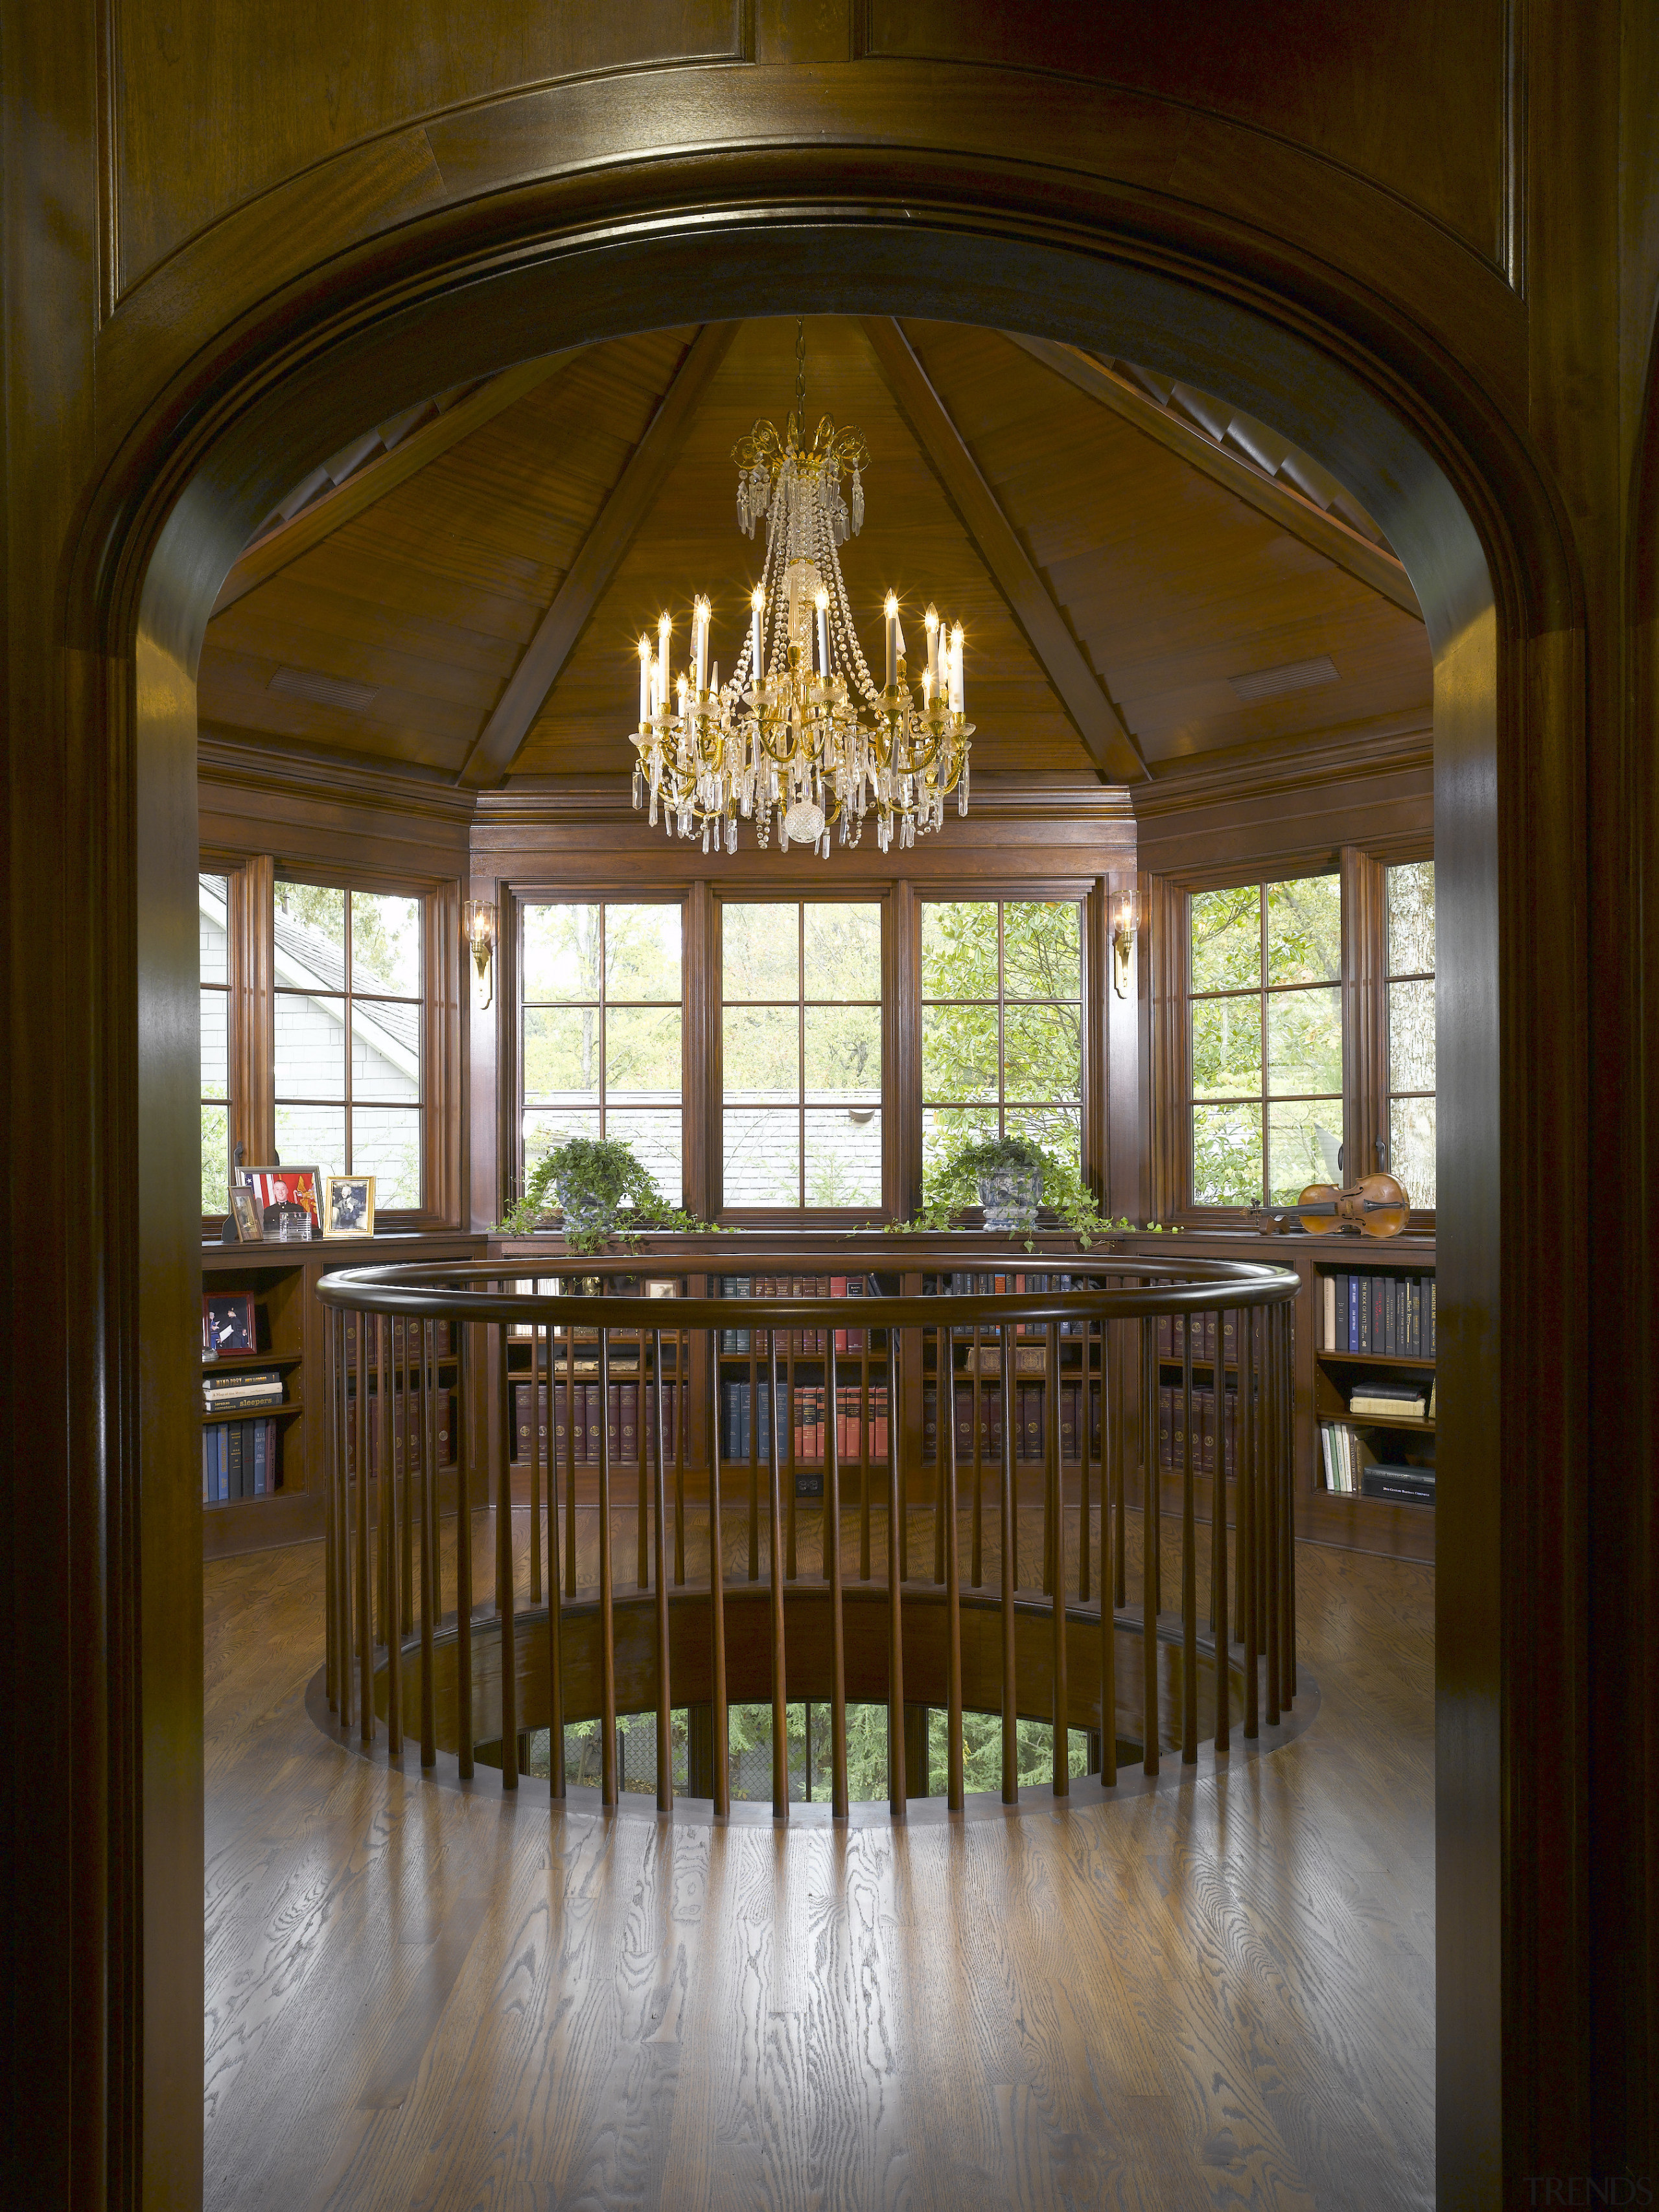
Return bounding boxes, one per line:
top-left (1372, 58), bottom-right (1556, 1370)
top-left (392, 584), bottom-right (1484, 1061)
top-left (315, 1253), bottom-right (1299, 1816)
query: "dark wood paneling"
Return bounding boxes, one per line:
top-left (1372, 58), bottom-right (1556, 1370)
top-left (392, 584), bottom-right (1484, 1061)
top-left (862, 0), bottom-right (1511, 268)
top-left (114, 0), bottom-right (750, 290)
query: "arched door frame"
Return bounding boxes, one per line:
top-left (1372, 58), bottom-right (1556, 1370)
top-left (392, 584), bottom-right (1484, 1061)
top-left (84, 176), bottom-right (1585, 2209)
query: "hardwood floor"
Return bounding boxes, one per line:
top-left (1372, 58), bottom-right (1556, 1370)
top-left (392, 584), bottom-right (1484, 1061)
top-left (203, 1511), bottom-right (1433, 2210)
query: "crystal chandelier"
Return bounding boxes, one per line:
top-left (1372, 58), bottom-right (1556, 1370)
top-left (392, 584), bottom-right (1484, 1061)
top-left (629, 323), bottom-right (973, 857)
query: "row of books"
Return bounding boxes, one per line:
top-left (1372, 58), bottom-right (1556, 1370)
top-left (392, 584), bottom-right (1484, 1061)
top-left (719, 1275), bottom-right (872, 1355)
top-left (922, 1380), bottom-right (1102, 1463)
top-left (509, 1380), bottom-right (677, 1467)
top-left (343, 1384), bottom-right (458, 1477)
top-left (1320, 1423), bottom-right (1437, 1504)
top-left (202, 1365), bottom-right (285, 1415)
top-left (1321, 1270), bottom-right (1435, 1359)
top-left (938, 1272), bottom-right (1087, 1334)
top-left (340, 1313), bottom-right (456, 1364)
top-left (1155, 1310), bottom-right (1244, 1364)
top-left (717, 1381), bottom-right (891, 1465)
top-left (203, 1417), bottom-right (278, 1502)
top-left (1156, 1383), bottom-right (1243, 1479)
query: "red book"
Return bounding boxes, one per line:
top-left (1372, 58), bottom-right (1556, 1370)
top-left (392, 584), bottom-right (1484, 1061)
top-left (582, 1382), bottom-right (600, 1463)
top-left (953, 1380), bottom-right (974, 1465)
top-left (922, 1382), bottom-right (938, 1461)
top-left (1060, 1382), bottom-right (1078, 1463)
top-left (831, 1275), bottom-right (848, 1352)
top-left (1159, 1384), bottom-right (1173, 1471)
top-left (870, 1383), bottom-right (888, 1460)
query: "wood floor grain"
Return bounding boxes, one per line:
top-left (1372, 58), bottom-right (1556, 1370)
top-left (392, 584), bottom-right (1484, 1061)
top-left (203, 1513), bottom-right (1434, 2210)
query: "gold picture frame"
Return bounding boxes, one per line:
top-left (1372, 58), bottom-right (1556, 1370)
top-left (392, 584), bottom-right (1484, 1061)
top-left (323, 1174), bottom-right (376, 1239)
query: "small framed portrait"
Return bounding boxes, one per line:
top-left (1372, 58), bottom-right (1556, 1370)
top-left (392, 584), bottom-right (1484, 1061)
top-left (227, 1186), bottom-right (264, 1242)
top-left (324, 1174), bottom-right (376, 1239)
top-left (202, 1291), bottom-right (257, 1357)
top-left (236, 1165), bottom-right (323, 1237)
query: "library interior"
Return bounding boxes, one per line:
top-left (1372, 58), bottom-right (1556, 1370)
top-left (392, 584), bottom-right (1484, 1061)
top-left (6, 8), bottom-right (1658, 2207)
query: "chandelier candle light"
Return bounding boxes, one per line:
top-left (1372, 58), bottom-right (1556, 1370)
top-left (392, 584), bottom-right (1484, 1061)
top-left (629, 323), bottom-right (973, 857)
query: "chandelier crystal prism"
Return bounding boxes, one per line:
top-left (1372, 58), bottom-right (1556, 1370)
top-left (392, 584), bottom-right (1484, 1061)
top-left (629, 323), bottom-right (973, 857)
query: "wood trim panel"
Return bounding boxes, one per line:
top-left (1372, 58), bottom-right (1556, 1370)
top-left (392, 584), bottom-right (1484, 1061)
top-left (860, 316), bottom-right (1146, 784)
top-left (456, 321), bottom-right (739, 788)
top-left (1004, 335), bottom-right (1424, 620)
top-left (209, 354), bottom-right (583, 616)
top-left (1341, 846), bottom-right (1388, 1187)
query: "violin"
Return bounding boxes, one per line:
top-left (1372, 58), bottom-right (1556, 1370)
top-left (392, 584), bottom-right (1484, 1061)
top-left (1294, 1170), bottom-right (1411, 1237)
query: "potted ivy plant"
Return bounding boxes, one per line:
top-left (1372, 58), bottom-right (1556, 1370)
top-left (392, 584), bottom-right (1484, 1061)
top-left (498, 1134), bottom-right (721, 1251)
top-left (954, 1132), bottom-right (1048, 1231)
top-left (896, 1128), bottom-right (1116, 1246)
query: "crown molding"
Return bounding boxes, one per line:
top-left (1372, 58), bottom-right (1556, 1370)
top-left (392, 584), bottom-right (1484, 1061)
top-left (476, 773), bottom-right (1136, 829)
top-left (197, 729), bottom-right (478, 824)
top-left (1132, 721), bottom-right (1432, 815)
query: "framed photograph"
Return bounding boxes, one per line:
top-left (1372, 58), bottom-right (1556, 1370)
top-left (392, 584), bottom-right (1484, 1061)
top-left (227, 1187), bottom-right (263, 1242)
top-left (235, 1165), bottom-right (323, 1237)
top-left (324, 1174), bottom-right (376, 1239)
top-left (202, 1292), bottom-right (257, 1357)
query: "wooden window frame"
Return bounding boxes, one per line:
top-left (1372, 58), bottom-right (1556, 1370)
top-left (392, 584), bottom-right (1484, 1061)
top-left (513, 890), bottom-right (691, 1209)
top-left (1152, 840), bottom-right (1435, 1227)
top-left (915, 883), bottom-right (1096, 1210)
top-left (199, 851), bottom-right (464, 1231)
top-left (713, 889), bottom-right (892, 1222)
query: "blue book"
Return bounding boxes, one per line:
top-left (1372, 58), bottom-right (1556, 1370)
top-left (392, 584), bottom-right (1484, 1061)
top-left (253, 1419), bottom-right (265, 1498)
top-left (1348, 1275), bottom-right (1360, 1351)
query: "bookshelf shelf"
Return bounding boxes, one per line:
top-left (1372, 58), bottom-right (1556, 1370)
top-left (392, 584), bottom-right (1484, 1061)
top-left (198, 1397), bottom-right (303, 1425)
top-left (1316, 1347), bottom-right (1436, 1370)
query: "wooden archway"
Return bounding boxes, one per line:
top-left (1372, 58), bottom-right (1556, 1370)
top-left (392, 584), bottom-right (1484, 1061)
top-left (52, 128), bottom-right (1588, 2209)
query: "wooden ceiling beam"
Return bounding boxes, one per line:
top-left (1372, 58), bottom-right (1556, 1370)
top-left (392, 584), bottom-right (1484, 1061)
top-left (1005, 333), bottom-right (1423, 622)
top-left (456, 320), bottom-right (739, 790)
top-left (209, 351), bottom-right (584, 617)
top-left (859, 316), bottom-right (1146, 786)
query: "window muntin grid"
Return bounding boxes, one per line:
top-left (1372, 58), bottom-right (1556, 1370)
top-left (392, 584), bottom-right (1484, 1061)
top-left (1187, 876), bottom-right (1343, 1209)
top-left (273, 881), bottom-right (424, 1207)
top-left (520, 902), bottom-right (684, 1207)
top-left (721, 901), bottom-right (883, 1209)
top-left (1385, 859), bottom-right (1435, 1209)
top-left (920, 898), bottom-right (1084, 1185)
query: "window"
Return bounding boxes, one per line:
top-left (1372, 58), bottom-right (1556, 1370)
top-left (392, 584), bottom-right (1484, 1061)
top-left (521, 903), bottom-right (683, 1204)
top-left (1386, 859), bottom-right (1436, 1207)
top-left (273, 881), bottom-right (424, 1206)
top-left (920, 898), bottom-right (1084, 1183)
top-left (721, 902), bottom-right (882, 1209)
top-left (200, 872), bottom-right (232, 1214)
top-left (1188, 876), bottom-right (1343, 1207)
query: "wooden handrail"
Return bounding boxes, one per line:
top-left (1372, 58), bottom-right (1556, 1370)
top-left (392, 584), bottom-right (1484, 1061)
top-left (318, 1256), bottom-right (1298, 1818)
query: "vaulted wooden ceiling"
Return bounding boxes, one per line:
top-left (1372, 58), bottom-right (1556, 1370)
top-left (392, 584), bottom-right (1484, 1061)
top-left (199, 316), bottom-right (1431, 795)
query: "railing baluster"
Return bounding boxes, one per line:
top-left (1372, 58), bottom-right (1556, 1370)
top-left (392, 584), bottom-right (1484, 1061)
top-left (828, 1332), bottom-right (848, 1820)
top-left (546, 1320), bottom-right (566, 1800)
top-left (597, 1327), bottom-right (616, 1807)
top-left (1113, 1294), bottom-right (1127, 1609)
top-left (785, 1313), bottom-right (797, 1581)
top-left (1213, 1305), bottom-right (1231, 1756)
top-left (859, 1337), bottom-right (871, 1585)
top-left (1242, 1303), bottom-right (1259, 1739)
top-left (999, 1316), bottom-right (1017, 1804)
top-left (400, 1323), bottom-right (415, 1640)
top-left (767, 1330), bottom-right (787, 1819)
top-left (1180, 1310), bottom-right (1196, 1765)
top-left (564, 1318), bottom-right (578, 1601)
top-left (323, 1309), bottom-right (338, 1712)
top-left (970, 1318), bottom-right (984, 1589)
top-left (886, 1325), bottom-right (905, 1818)
top-left (528, 1309), bottom-right (542, 1606)
top-left (496, 1316), bottom-right (518, 1789)
top-left (420, 1318), bottom-right (437, 1766)
top-left (943, 1321), bottom-right (964, 1811)
top-left (1265, 1303), bottom-right (1282, 1729)
top-left (1141, 1309), bottom-right (1158, 1777)
top-left (455, 1323), bottom-right (474, 1779)
top-left (1098, 1313), bottom-right (1116, 1788)
top-left (652, 1327), bottom-right (671, 1811)
top-left (1078, 1305), bottom-right (1091, 1607)
top-left (1049, 1318), bottom-right (1068, 1797)
top-left (1281, 1299), bottom-right (1297, 1706)
top-left (674, 1323), bottom-right (686, 1588)
top-left (638, 1306), bottom-right (650, 1593)
top-left (382, 1316), bottom-right (403, 1756)
top-left (356, 1308), bottom-right (372, 1742)
top-left (706, 1326), bottom-right (729, 1817)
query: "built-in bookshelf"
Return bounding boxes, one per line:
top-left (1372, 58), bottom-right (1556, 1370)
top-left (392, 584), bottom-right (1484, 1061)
top-left (1312, 1259), bottom-right (1436, 1513)
top-left (201, 1235), bottom-right (483, 1559)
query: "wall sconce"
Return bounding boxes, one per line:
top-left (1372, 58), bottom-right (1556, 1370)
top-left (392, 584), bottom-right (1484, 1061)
top-left (463, 898), bottom-right (497, 1010)
top-left (1111, 885), bottom-right (1142, 998)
